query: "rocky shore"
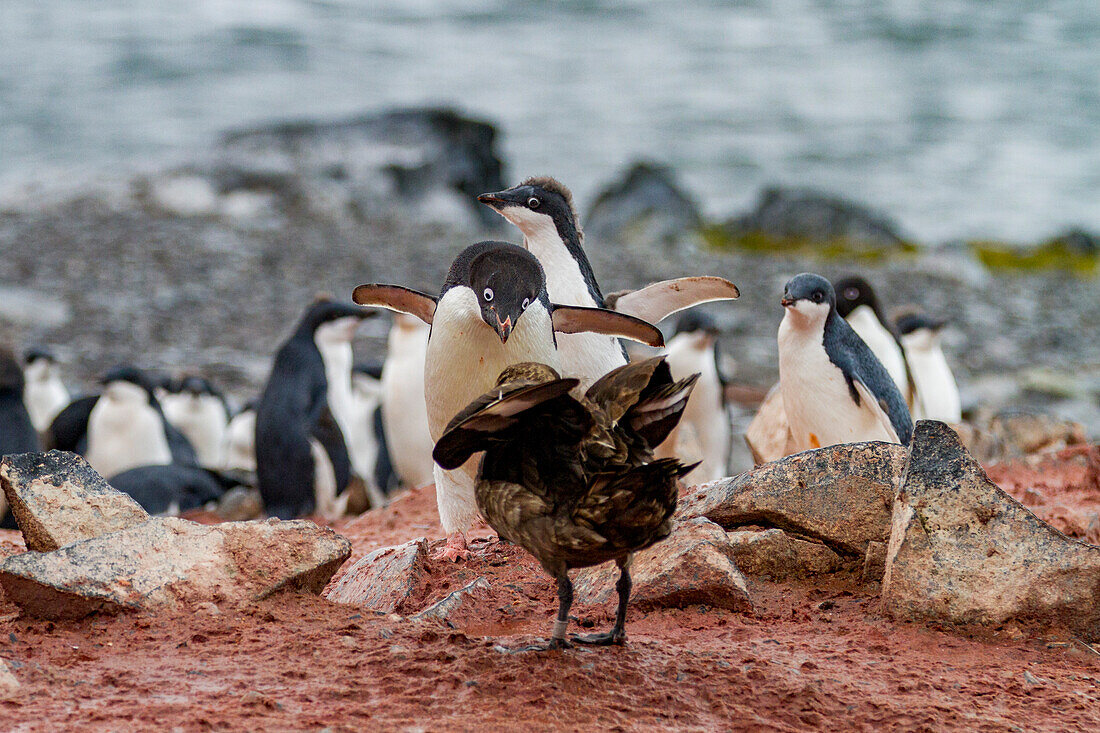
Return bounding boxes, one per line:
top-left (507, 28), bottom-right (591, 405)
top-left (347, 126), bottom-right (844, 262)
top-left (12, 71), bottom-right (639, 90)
top-left (0, 107), bottom-right (1096, 450)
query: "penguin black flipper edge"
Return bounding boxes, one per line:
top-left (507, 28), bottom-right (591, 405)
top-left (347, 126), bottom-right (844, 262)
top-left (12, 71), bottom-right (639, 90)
top-left (352, 284), bottom-right (437, 324)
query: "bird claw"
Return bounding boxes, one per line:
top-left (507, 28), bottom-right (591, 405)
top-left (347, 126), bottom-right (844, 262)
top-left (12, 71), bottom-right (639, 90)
top-left (431, 533), bottom-right (470, 562)
top-left (571, 630), bottom-right (626, 646)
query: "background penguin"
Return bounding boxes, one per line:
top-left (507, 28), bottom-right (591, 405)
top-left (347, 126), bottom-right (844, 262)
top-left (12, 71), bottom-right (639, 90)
top-left (223, 400), bottom-right (257, 472)
top-left (661, 311), bottom-right (731, 483)
top-left (353, 240), bottom-right (665, 561)
top-left (895, 310), bottom-right (962, 423)
top-left (108, 463), bottom-right (242, 516)
top-left (478, 177), bottom-right (738, 390)
top-left (162, 374), bottom-right (230, 468)
top-left (779, 274), bottom-right (912, 452)
top-left (379, 313), bottom-right (435, 491)
top-left (833, 275), bottom-right (912, 404)
top-left (84, 365), bottom-right (198, 479)
top-left (254, 299), bottom-right (376, 520)
top-left (22, 347), bottom-right (70, 433)
top-left (0, 347), bottom-right (40, 528)
top-left (348, 361), bottom-right (393, 508)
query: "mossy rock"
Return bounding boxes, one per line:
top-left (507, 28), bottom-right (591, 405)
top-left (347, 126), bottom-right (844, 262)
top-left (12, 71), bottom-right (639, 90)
top-left (969, 238), bottom-right (1098, 276)
top-left (702, 224), bottom-right (919, 263)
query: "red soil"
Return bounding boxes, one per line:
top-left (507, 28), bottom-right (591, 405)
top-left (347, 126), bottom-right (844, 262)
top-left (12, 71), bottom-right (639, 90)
top-left (1, 449), bottom-right (1100, 731)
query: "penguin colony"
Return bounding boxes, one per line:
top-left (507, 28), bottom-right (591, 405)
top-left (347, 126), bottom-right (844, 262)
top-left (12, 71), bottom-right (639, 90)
top-left (0, 176), bottom-right (966, 650)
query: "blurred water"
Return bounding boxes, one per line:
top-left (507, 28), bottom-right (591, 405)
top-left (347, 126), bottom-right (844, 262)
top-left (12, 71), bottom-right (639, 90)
top-left (1, 0), bottom-right (1098, 242)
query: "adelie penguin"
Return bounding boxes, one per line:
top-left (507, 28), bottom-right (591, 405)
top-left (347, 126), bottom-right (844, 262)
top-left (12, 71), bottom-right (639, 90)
top-left (433, 357), bottom-right (698, 650)
top-left (661, 311), bottom-right (731, 483)
top-left (0, 347), bottom-right (40, 528)
top-left (254, 299), bottom-right (377, 520)
top-left (778, 274), bottom-right (913, 451)
top-left (353, 240), bottom-right (666, 561)
top-left (895, 310), bottom-right (961, 423)
top-left (833, 276), bottom-right (912, 404)
top-left (478, 177), bottom-right (739, 390)
top-left (22, 347), bottom-right (70, 434)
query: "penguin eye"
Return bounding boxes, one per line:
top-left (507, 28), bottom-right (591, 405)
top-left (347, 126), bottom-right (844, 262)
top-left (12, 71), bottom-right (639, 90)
top-left (527, 197), bottom-right (540, 209)
top-left (812, 291), bottom-right (824, 303)
top-left (483, 288), bottom-right (494, 302)
top-left (521, 297), bottom-right (530, 310)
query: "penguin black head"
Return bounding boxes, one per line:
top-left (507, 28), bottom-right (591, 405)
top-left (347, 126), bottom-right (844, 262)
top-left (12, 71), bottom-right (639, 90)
top-left (894, 311), bottom-right (948, 336)
top-left (444, 241), bottom-right (547, 344)
top-left (0, 348), bottom-right (24, 393)
top-left (674, 311), bottom-right (720, 338)
top-left (168, 374), bottom-right (222, 399)
top-left (781, 273), bottom-right (836, 325)
top-left (477, 176), bottom-right (581, 236)
top-left (101, 364), bottom-right (156, 392)
top-left (296, 298), bottom-right (376, 340)
top-left (833, 276), bottom-right (885, 320)
top-left (23, 346), bottom-right (57, 366)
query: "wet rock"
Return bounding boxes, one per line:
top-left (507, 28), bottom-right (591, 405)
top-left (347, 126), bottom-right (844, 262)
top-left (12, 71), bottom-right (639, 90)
top-left (574, 518), bottom-right (752, 613)
top-left (861, 540), bottom-right (888, 583)
top-left (0, 517), bottom-right (350, 619)
top-left (586, 162), bottom-right (702, 245)
top-left (412, 577), bottom-right (490, 622)
top-left (882, 421), bottom-right (1100, 639)
top-left (743, 384), bottom-right (793, 466)
top-left (1, 451), bottom-right (148, 552)
top-left (324, 537), bottom-right (428, 614)
top-left (724, 186), bottom-right (907, 250)
top-left (726, 528), bottom-right (843, 579)
top-left (680, 442), bottom-right (906, 556)
top-left (215, 108), bottom-right (505, 226)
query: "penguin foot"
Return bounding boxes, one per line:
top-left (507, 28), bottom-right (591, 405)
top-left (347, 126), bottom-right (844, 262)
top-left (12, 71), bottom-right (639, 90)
top-left (572, 630), bottom-right (626, 646)
top-left (432, 532), bottom-right (470, 562)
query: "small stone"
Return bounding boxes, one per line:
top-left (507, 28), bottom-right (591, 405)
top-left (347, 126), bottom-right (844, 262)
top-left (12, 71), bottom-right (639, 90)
top-left (882, 421), bottom-right (1100, 640)
top-left (324, 538), bottom-right (428, 614)
top-left (1, 451), bottom-right (149, 552)
top-left (680, 442), bottom-right (906, 556)
top-left (574, 518), bottom-right (752, 613)
top-left (412, 577), bottom-right (490, 622)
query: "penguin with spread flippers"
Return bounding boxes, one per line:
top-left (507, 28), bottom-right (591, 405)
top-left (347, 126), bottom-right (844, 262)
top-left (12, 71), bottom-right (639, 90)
top-left (779, 274), bottom-right (912, 452)
top-left (433, 357), bottom-right (698, 650)
top-left (353, 240), bottom-right (665, 561)
top-left (895, 310), bottom-right (961, 423)
top-left (478, 178), bottom-right (738, 390)
top-left (254, 299), bottom-right (377, 520)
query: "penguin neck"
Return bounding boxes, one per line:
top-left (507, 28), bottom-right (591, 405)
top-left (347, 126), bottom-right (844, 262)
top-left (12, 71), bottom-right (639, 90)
top-left (521, 215), bottom-right (604, 308)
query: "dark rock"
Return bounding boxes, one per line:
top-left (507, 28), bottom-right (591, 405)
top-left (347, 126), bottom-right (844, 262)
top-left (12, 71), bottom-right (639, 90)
top-left (215, 108), bottom-right (505, 225)
top-left (1048, 227), bottom-right (1099, 256)
top-left (0, 517), bottom-right (351, 619)
top-left (1, 451), bottom-right (148, 552)
top-left (680, 442), bottom-right (906, 556)
top-left (323, 537), bottom-right (428, 614)
top-left (724, 187), bottom-right (907, 249)
top-left (882, 421), bottom-right (1100, 640)
top-left (573, 518), bottom-right (752, 613)
top-left (586, 162), bottom-right (702, 245)
top-left (726, 528), bottom-right (843, 579)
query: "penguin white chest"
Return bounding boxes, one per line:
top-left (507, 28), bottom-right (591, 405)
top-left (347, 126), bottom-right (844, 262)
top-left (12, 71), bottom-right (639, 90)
top-left (223, 409), bottom-right (257, 471)
top-left (381, 319), bottom-right (435, 488)
top-left (86, 383), bottom-right (173, 478)
top-left (778, 314), bottom-right (894, 451)
top-left (666, 335), bottom-right (730, 481)
top-left (522, 226), bottom-right (626, 389)
top-left (902, 331), bottom-right (961, 422)
top-left (424, 289), bottom-right (560, 443)
top-left (162, 394), bottom-right (227, 468)
top-left (23, 362), bottom-right (69, 432)
top-left (845, 306), bottom-right (909, 397)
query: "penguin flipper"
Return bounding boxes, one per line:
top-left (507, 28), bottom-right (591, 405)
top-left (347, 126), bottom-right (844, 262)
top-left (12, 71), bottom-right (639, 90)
top-left (352, 284), bottom-right (437, 325)
top-left (851, 378), bottom-right (902, 444)
top-left (312, 405), bottom-right (352, 494)
top-left (45, 394), bottom-right (98, 453)
top-left (609, 277), bottom-right (740, 325)
top-left (551, 305), bottom-right (664, 347)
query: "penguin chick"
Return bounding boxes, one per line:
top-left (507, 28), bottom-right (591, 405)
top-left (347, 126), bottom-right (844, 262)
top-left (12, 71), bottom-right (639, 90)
top-left (895, 310), bottom-right (961, 423)
top-left (353, 240), bottom-right (666, 561)
top-left (254, 300), bottom-right (377, 520)
top-left (433, 356), bottom-right (698, 650)
top-left (779, 274), bottom-right (912, 452)
top-left (478, 177), bottom-right (738, 390)
top-left (22, 347), bottom-right (69, 433)
top-left (161, 374), bottom-right (230, 468)
top-left (661, 311), bottom-right (731, 483)
top-left (833, 276), bottom-right (912, 404)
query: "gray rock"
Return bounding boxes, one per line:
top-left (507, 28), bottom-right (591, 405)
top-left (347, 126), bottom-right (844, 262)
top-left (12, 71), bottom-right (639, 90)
top-left (573, 518), bottom-right (752, 613)
top-left (412, 577), bottom-right (490, 622)
top-left (0, 517), bottom-right (351, 619)
top-left (882, 421), bottom-right (1100, 639)
top-left (726, 528), bottom-right (843, 579)
top-left (680, 442), bottom-right (906, 556)
top-left (724, 186), bottom-right (907, 249)
top-left (586, 162), bottom-right (702, 245)
top-left (323, 537), bottom-right (428, 614)
top-left (1, 451), bottom-right (149, 552)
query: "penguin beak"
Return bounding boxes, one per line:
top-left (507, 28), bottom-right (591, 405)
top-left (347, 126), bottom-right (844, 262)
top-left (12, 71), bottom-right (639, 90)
top-left (493, 310), bottom-right (513, 344)
top-left (780, 297), bottom-right (795, 308)
top-left (477, 192), bottom-right (507, 209)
